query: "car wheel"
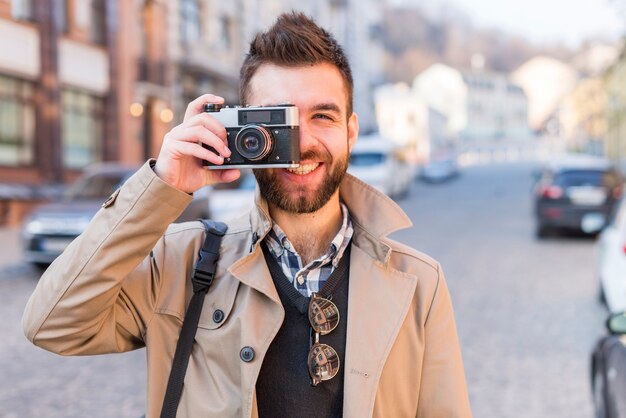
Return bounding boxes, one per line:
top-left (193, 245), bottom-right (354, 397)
top-left (27, 262), bottom-right (50, 277)
top-left (593, 357), bottom-right (608, 418)
top-left (598, 282), bottom-right (607, 307)
top-left (535, 223), bottom-right (549, 239)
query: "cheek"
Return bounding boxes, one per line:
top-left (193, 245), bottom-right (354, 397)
top-left (307, 124), bottom-right (347, 146)
top-left (306, 123), bottom-right (334, 137)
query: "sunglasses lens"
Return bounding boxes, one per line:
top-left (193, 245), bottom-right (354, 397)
top-left (308, 343), bottom-right (340, 385)
top-left (308, 296), bottom-right (339, 335)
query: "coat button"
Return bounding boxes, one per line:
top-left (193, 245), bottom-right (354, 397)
top-left (212, 309), bottom-right (224, 323)
top-left (240, 346), bottom-right (255, 362)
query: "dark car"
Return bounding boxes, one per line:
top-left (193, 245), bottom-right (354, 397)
top-left (533, 155), bottom-right (623, 238)
top-left (22, 163), bottom-right (210, 266)
top-left (591, 312), bottom-right (626, 418)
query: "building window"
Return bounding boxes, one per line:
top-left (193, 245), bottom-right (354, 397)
top-left (57, 0), bottom-right (69, 34)
top-left (219, 15), bottom-right (232, 49)
top-left (89, 0), bottom-right (107, 45)
top-left (62, 89), bottom-right (104, 169)
top-left (11, 0), bottom-right (35, 21)
top-left (180, 0), bottom-right (201, 43)
top-left (0, 75), bottom-right (35, 166)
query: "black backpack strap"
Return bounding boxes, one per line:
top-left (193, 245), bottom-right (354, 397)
top-left (160, 220), bottom-right (228, 418)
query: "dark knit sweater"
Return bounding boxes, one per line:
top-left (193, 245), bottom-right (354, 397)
top-left (256, 242), bottom-right (351, 418)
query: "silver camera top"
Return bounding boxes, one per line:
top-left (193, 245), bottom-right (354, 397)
top-left (204, 103), bottom-right (299, 128)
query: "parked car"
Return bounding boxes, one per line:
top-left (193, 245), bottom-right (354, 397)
top-left (533, 155), bottom-right (623, 238)
top-left (208, 169), bottom-right (257, 221)
top-left (596, 195), bottom-right (626, 313)
top-left (22, 163), bottom-right (210, 266)
top-left (591, 311), bottom-right (626, 418)
top-left (419, 156), bottom-right (459, 183)
top-left (348, 135), bottom-right (412, 198)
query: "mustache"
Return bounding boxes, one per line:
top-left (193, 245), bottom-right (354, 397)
top-left (300, 148), bottom-right (331, 163)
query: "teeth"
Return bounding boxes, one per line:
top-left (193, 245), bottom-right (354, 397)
top-left (287, 163), bottom-right (319, 175)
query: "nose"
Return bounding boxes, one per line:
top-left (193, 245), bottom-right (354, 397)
top-left (298, 120), bottom-right (317, 152)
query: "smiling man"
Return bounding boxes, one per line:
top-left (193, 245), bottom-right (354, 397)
top-left (23, 12), bottom-right (471, 418)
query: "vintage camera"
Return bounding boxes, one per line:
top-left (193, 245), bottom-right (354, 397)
top-left (202, 103), bottom-right (300, 169)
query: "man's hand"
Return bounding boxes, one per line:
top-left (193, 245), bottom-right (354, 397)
top-left (154, 94), bottom-right (240, 193)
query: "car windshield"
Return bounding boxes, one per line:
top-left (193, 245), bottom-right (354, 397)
top-left (65, 173), bottom-right (129, 200)
top-left (350, 152), bottom-right (386, 166)
top-left (554, 170), bottom-right (608, 188)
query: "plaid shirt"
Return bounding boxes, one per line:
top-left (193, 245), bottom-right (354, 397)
top-left (264, 203), bottom-right (353, 297)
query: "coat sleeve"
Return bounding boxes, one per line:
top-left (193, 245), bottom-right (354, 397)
top-left (417, 264), bottom-right (472, 417)
top-left (21, 161), bottom-right (194, 355)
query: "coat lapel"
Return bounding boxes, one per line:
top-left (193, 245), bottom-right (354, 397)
top-left (228, 248), bottom-right (284, 418)
top-left (229, 247), bottom-right (281, 305)
top-left (343, 244), bottom-right (418, 417)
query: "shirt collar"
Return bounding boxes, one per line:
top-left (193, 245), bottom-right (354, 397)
top-left (265, 203), bottom-right (353, 268)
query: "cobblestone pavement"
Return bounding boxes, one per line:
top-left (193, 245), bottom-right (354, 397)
top-left (0, 230), bottom-right (146, 418)
top-left (0, 161), bottom-right (608, 417)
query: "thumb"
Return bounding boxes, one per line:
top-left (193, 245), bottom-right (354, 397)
top-left (207, 168), bottom-right (241, 185)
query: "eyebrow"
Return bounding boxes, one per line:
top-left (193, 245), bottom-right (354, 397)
top-left (311, 103), bottom-right (342, 114)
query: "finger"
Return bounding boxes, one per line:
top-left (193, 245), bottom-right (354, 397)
top-left (182, 126), bottom-right (232, 158)
top-left (206, 168), bottom-right (241, 185)
top-left (184, 94), bottom-right (224, 122)
top-left (185, 112), bottom-right (228, 142)
top-left (166, 126), bottom-right (231, 158)
top-left (174, 141), bottom-right (226, 166)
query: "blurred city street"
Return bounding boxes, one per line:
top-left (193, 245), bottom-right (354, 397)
top-left (0, 154), bottom-right (609, 418)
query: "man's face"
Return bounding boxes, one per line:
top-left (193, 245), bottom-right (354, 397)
top-left (248, 63), bottom-right (359, 214)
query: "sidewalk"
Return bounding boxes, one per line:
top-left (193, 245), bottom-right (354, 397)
top-left (0, 226), bottom-right (23, 270)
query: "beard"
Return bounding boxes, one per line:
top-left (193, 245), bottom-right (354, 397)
top-left (253, 148), bottom-right (349, 214)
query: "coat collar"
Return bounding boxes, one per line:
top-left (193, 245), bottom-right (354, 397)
top-left (247, 173), bottom-right (413, 264)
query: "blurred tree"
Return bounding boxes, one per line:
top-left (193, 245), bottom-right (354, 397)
top-left (381, 4), bottom-right (576, 83)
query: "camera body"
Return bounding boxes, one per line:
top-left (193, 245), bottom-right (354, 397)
top-left (202, 103), bottom-right (300, 169)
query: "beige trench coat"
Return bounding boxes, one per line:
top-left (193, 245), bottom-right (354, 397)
top-left (23, 161), bottom-right (472, 417)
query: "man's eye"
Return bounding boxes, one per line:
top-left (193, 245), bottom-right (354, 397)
top-left (314, 114), bottom-right (333, 120)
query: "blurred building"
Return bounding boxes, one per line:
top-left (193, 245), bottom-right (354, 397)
top-left (559, 78), bottom-right (608, 154)
top-left (554, 42), bottom-right (621, 158)
top-left (0, 0), bottom-right (121, 224)
top-left (0, 0), bottom-right (384, 225)
top-left (460, 69), bottom-right (529, 140)
top-left (511, 56), bottom-right (578, 133)
top-left (0, 0), bottom-right (115, 185)
top-left (373, 82), bottom-right (429, 163)
top-left (412, 63), bottom-right (530, 142)
top-left (571, 42), bottom-right (621, 78)
top-left (412, 63), bottom-right (467, 135)
top-left (604, 45), bottom-right (626, 172)
top-left (373, 81), bottom-right (459, 165)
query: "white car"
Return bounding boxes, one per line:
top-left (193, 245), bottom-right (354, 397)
top-left (348, 135), bottom-right (412, 198)
top-left (420, 156), bottom-right (459, 183)
top-left (596, 194), bottom-right (626, 313)
top-left (208, 170), bottom-right (257, 221)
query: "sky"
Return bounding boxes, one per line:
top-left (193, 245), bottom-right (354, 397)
top-left (392, 0), bottom-right (625, 48)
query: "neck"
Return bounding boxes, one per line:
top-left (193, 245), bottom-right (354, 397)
top-left (269, 193), bottom-right (343, 265)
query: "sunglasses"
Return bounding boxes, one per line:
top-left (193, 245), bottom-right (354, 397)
top-left (308, 293), bottom-right (340, 386)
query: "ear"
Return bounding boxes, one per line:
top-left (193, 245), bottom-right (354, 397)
top-left (347, 112), bottom-right (359, 153)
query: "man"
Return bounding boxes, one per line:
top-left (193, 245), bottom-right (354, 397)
top-left (23, 12), bottom-right (471, 418)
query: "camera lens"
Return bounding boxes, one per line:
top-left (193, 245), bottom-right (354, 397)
top-left (243, 135), bottom-right (260, 153)
top-left (235, 125), bottom-right (274, 161)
